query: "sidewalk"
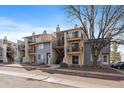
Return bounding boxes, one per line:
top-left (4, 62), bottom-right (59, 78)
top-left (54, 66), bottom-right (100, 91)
top-left (0, 66), bottom-right (110, 88)
top-left (0, 69), bottom-right (49, 81)
top-left (0, 63), bottom-right (124, 80)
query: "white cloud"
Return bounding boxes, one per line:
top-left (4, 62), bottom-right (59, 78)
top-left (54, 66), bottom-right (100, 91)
top-left (0, 17), bottom-right (55, 42)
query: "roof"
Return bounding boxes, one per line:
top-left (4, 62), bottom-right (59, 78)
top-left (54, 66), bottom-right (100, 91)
top-left (23, 33), bottom-right (53, 38)
top-left (55, 27), bottom-right (83, 34)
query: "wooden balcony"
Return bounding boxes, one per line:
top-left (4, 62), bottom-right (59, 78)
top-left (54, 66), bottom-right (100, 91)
top-left (66, 32), bottom-right (83, 42)
top-left (7, 50), bottom-right (14, 54)
top-left (28, 49), bottom-right (36, 56)
top-left (29, 53), bottom-right (36, 56)
top-left (28, 39), bottom-right (33, 43)
top-left (28, 34), bottom-right (51, 46)
top-left (28, 42), bottom-right (37, 46)
top-left (54, 45), bottom-right (64, 49)
top-left (67, 51), bottom-right (80, 55)
top-left (53, 41), bottom-right (64, 49)
top-left (66, 46), bottom-right (81, 55)
top-left (66, 37), bottom-right (81, 42)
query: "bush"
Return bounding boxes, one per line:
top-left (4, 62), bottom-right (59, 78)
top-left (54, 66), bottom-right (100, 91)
top-left (60, 63), bottom-right (68, 68)
top-left (23, 61), bottom-right (32, 64)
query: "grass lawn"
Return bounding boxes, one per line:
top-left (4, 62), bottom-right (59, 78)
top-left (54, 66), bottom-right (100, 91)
top-left (64, 66), bottom-right (120, 74)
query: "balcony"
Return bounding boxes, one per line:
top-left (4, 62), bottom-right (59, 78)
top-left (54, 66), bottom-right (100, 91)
top-left (28, 49), bottom-right (36, 56)
top-left (67, 46), bottom-right (81, 55)
top-left (66, 32), bottom-right (82, 42)
top-left (36, 35), bottom-right (51, 43)
top-left (28, 35), bottom-right (51, 46)
top-left (54, 40), bottom-right (64, 49)
top-left (7, 48), bottom-right (14, 54)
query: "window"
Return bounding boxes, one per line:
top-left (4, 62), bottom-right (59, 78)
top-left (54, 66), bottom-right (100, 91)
top-left (103, 55), bottom-right (108, 62)
top-left (72, 43), bottom-right (79, 47)
top-left (39, 44), bottom-right (44, 49)
top-left (72, 43), bottom-right (79, 51)
top-left (72, 31), bottom-right (79, 38)
top-left (0, 48), bottom-right (2, 56)
top-left (0, 52), bottom-right (2, 56)
top-left (72, 56), bottom-right (79, 64)
top-left (38, 54), bottom-right (41, 60)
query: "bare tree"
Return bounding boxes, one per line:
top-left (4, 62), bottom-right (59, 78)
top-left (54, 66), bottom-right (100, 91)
top-left (110, 43), bottom-right (121, 62)
top-left (66, 5), bottom-right (124, 67)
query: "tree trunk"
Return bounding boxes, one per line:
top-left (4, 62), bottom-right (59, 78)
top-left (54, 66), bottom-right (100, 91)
top-left (92, 54), bottom-right (98, 67)
top-left (91, 47), bottom-right (100, 67)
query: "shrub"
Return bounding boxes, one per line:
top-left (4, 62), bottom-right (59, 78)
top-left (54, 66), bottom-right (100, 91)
top-left (60, 63), bottom-right (68, 68)
top-left (23, 61), bottom-right (32, 64)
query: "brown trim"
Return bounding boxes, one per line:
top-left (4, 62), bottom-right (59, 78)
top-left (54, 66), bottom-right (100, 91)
top-left (54, 46), bottom-right (64, 49)
top-left (66, 37), bottom-right (81, 42)
top-left (67, 52), bottom-right (80, 55)
top-left (28, 41), bottom-right (50, 46)
top-left (29, 53), bottom-right (36, 56)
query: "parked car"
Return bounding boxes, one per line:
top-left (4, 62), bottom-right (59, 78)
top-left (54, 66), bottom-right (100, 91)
top-left (111, 61), bottom-right (124, 69)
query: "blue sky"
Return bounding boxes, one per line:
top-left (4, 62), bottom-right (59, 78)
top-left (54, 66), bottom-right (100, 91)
top-left (0, 5), bottom-right (77, 42)
top-left (0, 5), bottom-right (123, 54)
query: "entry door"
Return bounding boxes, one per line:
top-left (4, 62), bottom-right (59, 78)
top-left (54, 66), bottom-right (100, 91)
top-left (72, 56), bottom-right (79, 64)
top-left (103, 55), bottom-right (108, 64)
top-left (46, 53), bottom-right (50, 64)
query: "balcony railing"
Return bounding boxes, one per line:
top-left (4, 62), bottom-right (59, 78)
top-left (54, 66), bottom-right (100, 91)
top-left (57, 40), bottom-right (64, 46)
top-left (67, 35), bottom-right (81, 38)
top-left (28, 49), bottom-right (35, 53)
top-left (28, 35), bottom-right (51, 45)
top-left (67, 46), bottom-right (80, 52)
top-left (7, 48), bottom-right (14, 54)
top-left (66, 32), bottom-right (83, 42)
top-left (36, 35), bottom-right (51, 43)
top-left (66, 32), bottom-right (82, 38)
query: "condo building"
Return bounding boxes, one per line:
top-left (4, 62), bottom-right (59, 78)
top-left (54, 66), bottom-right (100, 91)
top-left (0, 36), bottom-right (17, 63)
top-left (15, 40), bottom-right (25, 63)
top-left (22, 30), bottom-right (57, 65)
top-left (54, 24), bottom-right (110, 67)
top-left (0, 24), bottom-right (110, 67)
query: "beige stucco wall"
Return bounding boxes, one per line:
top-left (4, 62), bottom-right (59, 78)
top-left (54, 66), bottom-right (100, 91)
top-left (64, 31), bottom-right (84, 66)
top-left (121, 55), bottom-right (124, 61)
top-left (2, 44), bottom-right (7, 62)
top-left (23, 38), bottom-right (30, 63)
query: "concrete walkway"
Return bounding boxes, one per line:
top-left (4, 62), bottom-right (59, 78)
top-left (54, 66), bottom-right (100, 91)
top-left (0, 69), bottom-right (49, 81)
top-left (0, 68), bottom-right (109, 88)
top-left (0, 63), bottom-right (124, 80)
top-left (0, 64), bottom-right (32, 68)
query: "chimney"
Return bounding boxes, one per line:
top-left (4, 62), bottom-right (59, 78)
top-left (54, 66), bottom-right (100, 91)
top-left (43, 30), bottom-right (47, 34)
top-left (56, 24), bottom-right (60, 32)
top-left (32, 32), bottom-right (35, 42)
top-left (74, 24), bottom-right (78, 28)
top-left (32, 32), bottom-right (35, 36)
top-left (3, 36), bottom-right (7, 44)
